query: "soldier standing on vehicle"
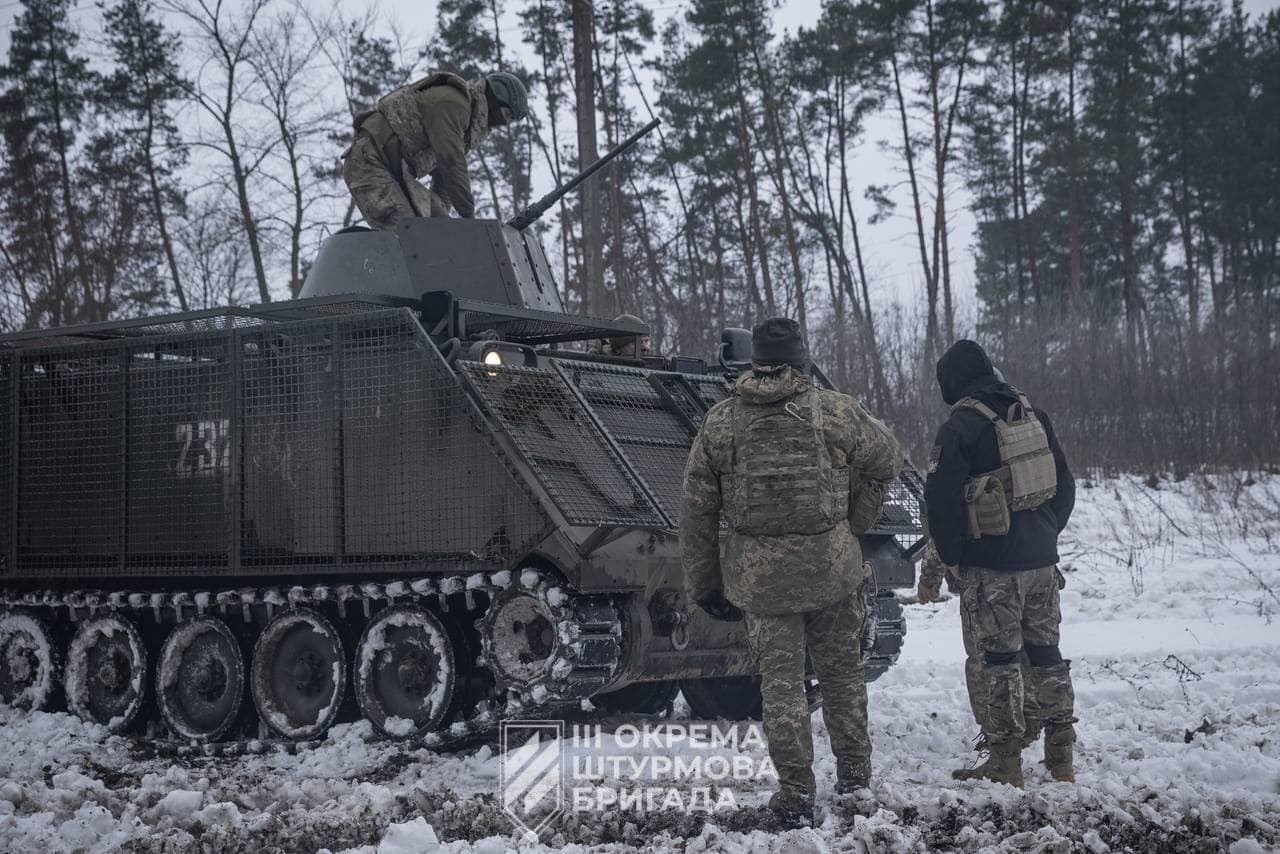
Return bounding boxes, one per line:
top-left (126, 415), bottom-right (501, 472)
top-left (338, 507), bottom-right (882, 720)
top-left (680, 318), bottom-right (900, 824)
top-left (342, 71), bottom-right (528, 229)
top-left (923, 340), bottom-right (1077, 787)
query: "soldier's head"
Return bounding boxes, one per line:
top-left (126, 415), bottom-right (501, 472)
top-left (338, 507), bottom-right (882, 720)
top-left (936, 339), bottom-right (996, 405)
top-left (484, 72), bottom-right (529, 126)
top-left (608, 313), bottom-right (649, 357)
top-left (751, 317), bottom-right (808, 371)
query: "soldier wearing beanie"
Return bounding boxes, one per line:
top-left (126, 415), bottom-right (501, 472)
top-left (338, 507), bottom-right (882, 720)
top-left (680, 316), bottom-right (900, 825)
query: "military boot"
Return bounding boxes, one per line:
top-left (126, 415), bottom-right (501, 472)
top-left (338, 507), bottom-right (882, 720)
top-left (768, 790), bottom-right (815, 828)
top-left (951, 744), bottom-right (1024, 788)
top-left (833, 757), bottom-right (871, 795)
top-left (1043, 722), bottom-right (1074, 782)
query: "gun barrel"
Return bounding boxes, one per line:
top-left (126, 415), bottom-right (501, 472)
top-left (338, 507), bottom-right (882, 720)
top-left (507, 118), bottom-right (660, 230)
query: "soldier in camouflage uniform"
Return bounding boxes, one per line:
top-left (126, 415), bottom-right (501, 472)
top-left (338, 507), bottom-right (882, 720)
top-left (342, 71), bottom-right (528, 229)
top-left (924, 340), bottom-right (1077, 787)
top-left (917, 543), bottom-right (1053, 750)
top-left (681, 318), bottom-right (900, 823)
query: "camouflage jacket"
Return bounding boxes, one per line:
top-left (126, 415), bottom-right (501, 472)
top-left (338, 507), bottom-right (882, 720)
top-left (680, 365), bottom-right (900, 615)
top-left (375, 72), bottom-right (490, 217)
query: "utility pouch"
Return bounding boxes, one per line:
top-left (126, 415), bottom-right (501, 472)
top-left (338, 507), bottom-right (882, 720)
top-left (963, 474), bottom-right (1010, 539)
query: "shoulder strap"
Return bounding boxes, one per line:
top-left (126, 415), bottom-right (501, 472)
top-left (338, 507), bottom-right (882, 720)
top-left (1005, 392), bottom-right (1035, 423)
top-left (951, 397), bottom-right (1000, 422)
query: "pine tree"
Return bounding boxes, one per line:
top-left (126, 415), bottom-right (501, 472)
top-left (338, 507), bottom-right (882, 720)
top-left (101, 0), bottom-right (191, 311)
top-left (0, 0), bottom-right (97, 327)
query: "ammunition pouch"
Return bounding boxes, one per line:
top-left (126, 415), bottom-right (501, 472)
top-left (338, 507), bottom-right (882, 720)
top-left (953, 391), bottom-right (1057, 535)
top-left (963, 474), bottom-right (1010, 539)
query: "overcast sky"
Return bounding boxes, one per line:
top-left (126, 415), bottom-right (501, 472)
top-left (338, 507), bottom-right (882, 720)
top-left (2, 0), bottom-right (1278, 323)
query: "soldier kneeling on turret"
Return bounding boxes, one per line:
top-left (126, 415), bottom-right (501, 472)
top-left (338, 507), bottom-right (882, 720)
top-left (342, 71), bottom-right (528, 229)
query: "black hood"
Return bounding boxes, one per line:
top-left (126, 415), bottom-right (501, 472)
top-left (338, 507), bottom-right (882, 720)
top-left (936, 340), bottom-right (997, 406)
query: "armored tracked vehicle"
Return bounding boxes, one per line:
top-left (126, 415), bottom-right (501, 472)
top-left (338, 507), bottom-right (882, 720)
top-left (0, 127), bottom-right (925, 746)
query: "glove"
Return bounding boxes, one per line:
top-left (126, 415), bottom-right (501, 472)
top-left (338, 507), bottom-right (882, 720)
top-left (695, 590), bottom-right (744, 622)
top-left (917, 578), bottom-right (942, 604)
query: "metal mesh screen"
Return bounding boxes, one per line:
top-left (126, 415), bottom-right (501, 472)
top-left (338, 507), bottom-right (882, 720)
top-left (687, 375), bottom-right (731, 411)
top-left (868, 459), bottom-right (926, 550)
top-left (337, 317), bottom-right (551, 563)
top-left (554, 361), bottom-right (696, 524)
top-left (1, 308), bottom-right (552, 578)
top-left (127, 339), bottom-right (232, 566)
top-left (458, 361), bottom-right (668, 529)
top-left (15, 347), bottom-right (127, 571)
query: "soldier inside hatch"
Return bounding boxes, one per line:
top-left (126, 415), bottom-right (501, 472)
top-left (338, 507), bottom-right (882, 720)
top-left (680, 318), bottom-right (900, 825)
top-left (342, 71), bottom-right (529, 229)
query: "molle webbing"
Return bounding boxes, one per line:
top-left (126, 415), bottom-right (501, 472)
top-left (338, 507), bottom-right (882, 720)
top-left (954, 393), bottom-right (1057, 515)
top-left (724, 389), bottom-right (849, 537)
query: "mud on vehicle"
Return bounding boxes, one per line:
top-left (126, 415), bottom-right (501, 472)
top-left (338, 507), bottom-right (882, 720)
top-left (0, 156), bottom-right (925, 747)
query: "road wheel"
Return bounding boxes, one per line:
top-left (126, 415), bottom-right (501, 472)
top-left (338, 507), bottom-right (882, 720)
top-left (66, 614), bottom-right (146, 732)
top-left (157, 616), bottom-right (244, 742)
top-left (355, 605), bottom-right (455, 738)
top-left (252, 608), bottom-right (346, 739)
top-left (0, 612), bottom-right (60, 712)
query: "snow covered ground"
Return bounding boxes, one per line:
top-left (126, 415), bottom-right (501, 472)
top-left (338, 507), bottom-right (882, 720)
top-left (0, 473), bottom-right (1277, 852)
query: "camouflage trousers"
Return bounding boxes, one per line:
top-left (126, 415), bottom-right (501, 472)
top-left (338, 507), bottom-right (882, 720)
top-left (342, 135), bottom-right (449, 230)
top-left (956, 576), bottom-right (1040, 744)
top-left (745, 590), bottom-right (868, 799)
top-left (966, 566), bottom-right (1075, 753)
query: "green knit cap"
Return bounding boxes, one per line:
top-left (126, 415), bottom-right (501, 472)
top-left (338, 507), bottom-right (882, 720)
top-left (485, 71), bottom-right (529, 121)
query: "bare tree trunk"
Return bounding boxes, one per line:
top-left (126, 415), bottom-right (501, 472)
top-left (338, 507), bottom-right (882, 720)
top-left (734, 88), bottom-right (776, 316)
top-left (142, 94), bottom-right (189, 311)
top-left (890, 49), bottom-right (937, 358)
top-left (571, 0), bottom-right (603, 314)
top-left (45, 21), bottom-right (96, 321)
top-left (1067, 8), bottom-right (1083, 330)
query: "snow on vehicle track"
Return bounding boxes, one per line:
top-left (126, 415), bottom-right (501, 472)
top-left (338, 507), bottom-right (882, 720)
top-left (0, 474), bottom-right (1277, 852)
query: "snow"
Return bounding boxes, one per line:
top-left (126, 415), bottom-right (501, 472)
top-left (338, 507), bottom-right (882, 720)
top-left (0, 473), bottom-right (1276, 852)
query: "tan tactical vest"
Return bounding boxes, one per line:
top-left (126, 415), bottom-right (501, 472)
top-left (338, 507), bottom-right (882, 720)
top-left (723, 388), bottom-right (849, 537)
top-left (953, 392), bottom-right (1057, 538)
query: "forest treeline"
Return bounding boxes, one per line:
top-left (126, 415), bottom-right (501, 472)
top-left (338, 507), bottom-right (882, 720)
top-left (1, 0), bottom-right (1277, 470)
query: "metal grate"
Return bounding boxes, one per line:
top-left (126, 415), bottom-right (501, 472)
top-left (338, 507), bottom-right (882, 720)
top-left (1, 308), bottom-right (552, 578)
top-left (554, 361), bottom-right (696, 524)
top-left (458, 361), bottom-right (668, 529)
top-left (0, 296), bottom-right (412, 352)
top-left (687, 375), bottom-right (732, 412)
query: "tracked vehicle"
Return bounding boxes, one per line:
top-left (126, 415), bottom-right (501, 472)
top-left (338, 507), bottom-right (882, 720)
top-left (0, 125), bottom-right (925, 746)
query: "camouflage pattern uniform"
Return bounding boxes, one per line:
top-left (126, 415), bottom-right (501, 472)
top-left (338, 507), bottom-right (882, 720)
top-left (342, 72), bottom-right (490, 229)
top-left (965, 566), bottom-right (1072, 761)
top-left (925, 340), bottom-right (1077, 785)
top-left (919, 543), bottom-right (1050, 748)
top-left (681, 363), bottom-right (899, 805)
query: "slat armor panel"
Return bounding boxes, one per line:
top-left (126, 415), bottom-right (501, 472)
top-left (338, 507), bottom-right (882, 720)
top-left (458, 361), bottom-right (668, 529)
top-left (1, 309), bottom-right (550, 577)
